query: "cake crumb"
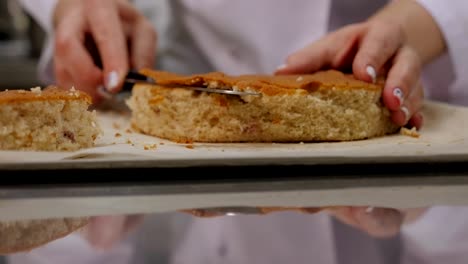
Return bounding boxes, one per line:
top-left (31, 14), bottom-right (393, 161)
top-left (159, 142), bottom-right (165, 145)
top-left (113, 122), bottom-right (121, 129)
top-left (400, 127), bottom-right (420, 138)
top-left (30, 87), bottom-right (42, 94)
top-left (70, 86), bottom-right (76, 92)
top-left (144, 144), bottom-right (157, 150)
top-left (115, 133), bottom-right (122, 138)
top-left (125, 128), bottom-right (133, 133)
top-left (185, 145), bottom-right (194, 149)
top-left (91, 122), bottom-right (96, 128)
top-left (126, 139), bottom-right (133, 144)
top-left (296, 76), bottom-right (303, 82)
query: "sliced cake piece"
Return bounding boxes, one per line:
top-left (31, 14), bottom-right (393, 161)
top-left (0, 86), bottom-right (101, 151)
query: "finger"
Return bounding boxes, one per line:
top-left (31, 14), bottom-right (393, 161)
top-left (84, 216), bottom-right (127, 250)
top-left (391, 83), bottom-right (424, 127)
top-left (382, 46), bottom-right (422, 112)
top-left (353, 21), bottom-right (404, 83)
top-left (123, 214), bottom-right (145, 233)
top-left (275, 25), bottom-right (363, 75)
top-left (54, 12), bottom-right (103, 97)
top-left (328, 207), bottom-right (404, 238)
top-left (130, 19), bottom-right (157, 69)
top-left (408, 111), bottom-right (424, 130)
top-left (117, 0), bottom-right (142, 22)
top-left (353, 207), bottom-right (404, 238)
top-left (326, 207), bottom-right (362, 229)
top-left (85, 0), bottom-right (129, 93)
top-left (54, 59), bottom-right (73, 89)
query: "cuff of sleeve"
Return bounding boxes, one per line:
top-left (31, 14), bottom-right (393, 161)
top-left (18, 0), bottom-right (58, 34)
top-left (415, 0), bottom-right (468, 80)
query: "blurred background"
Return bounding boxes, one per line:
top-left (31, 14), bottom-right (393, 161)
top-left (0, 0), bottom-right (44, 89)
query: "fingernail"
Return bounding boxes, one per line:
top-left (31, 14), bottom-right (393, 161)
top-left (393, 88), bottom-right (404, 106)
top-left (276, 64), bottom-right (288, 71)
top-left (401, 106), bottom-right (410, 122)
top-left (106, 71), bottom-right (120, 92)
top-left (366, 65), bottom-right (377, 83)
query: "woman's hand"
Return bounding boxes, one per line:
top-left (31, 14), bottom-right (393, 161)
top-left (275, 0), bottom-right (447, 237)
top-left (81, 215), bottom-right (144, 250)
top-left (275, 20), bottom-right (424, 129)
top-left (53, 0), bottom-right (157, 103)
top-left (326, 207), bottom-right (427, 238)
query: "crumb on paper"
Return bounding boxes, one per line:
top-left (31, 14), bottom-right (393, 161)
top-left (113, 122), bottom-right (121, 129)
top-left (159, 142), bottom-right (165, 145)
top-left (112, 142), bottom-right (117, 145)
top-left (400, 127), bottom-right (420, 138)
top-left (144, 144), bottom-right (157, 150)
top-left (296, 76), bottom-right (303, 82)
top-left (176, 139), bottom-right (194, 144)
top-left (126, 139), bottom-right (133, 144)
top-left (299, 141), bottom-right (305, 144)
top-left (185, 145), bottom-right (194, 149)
top-left (125, 128), bottom-right (133, 134)
top-left (115, 133), bottom-right (122, 138)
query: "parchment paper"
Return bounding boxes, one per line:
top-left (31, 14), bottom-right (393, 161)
top-left (0, 100), bottom-right (467, 168)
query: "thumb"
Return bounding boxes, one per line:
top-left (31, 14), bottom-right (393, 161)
top-left (82, 216), bottom-right (127, 250)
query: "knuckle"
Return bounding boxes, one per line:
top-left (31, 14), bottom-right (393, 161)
top-left (54, 32), bottom-right (72, 54)
top-left (141, 20), bottom-right (157, 40)
top-left (398, 71), bottom-right (413, 93)
top-left (362, 51), bottom-right (380, 66)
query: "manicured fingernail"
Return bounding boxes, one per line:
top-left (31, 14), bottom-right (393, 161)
top-left (366, 65), bottom-right (377, 83)
top-left (393, 88), bottom-right (404, 106)
top-left (106, 71), bottom-right (119, 92)
top-left (401, 106), bottom-right (410, 122)
top-left (276, 64), bottom-right (288, 71)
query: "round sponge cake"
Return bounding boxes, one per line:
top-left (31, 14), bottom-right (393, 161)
top-left (127, 69), bottom-right (399, 142)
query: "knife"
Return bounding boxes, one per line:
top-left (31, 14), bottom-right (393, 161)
top-left (123, 70), bottom-right (261, 96)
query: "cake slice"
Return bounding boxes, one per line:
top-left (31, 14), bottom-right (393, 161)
top-left (0, 86), bottom-right (101, 151)
top-left (127, 69), bottom-right (399, 142)
top-left (0, 86), bottom-right (98, 253)
top-left (0, 218), bottom-right (89, 254)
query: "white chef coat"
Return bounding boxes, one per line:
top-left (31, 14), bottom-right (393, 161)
top-left (13, 1), bottom-right (468, 264)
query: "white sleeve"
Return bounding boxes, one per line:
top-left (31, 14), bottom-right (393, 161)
top-left (17, 0), bottom-right (58, 34)
top-left (415, 0), bottom-right (468, 82)
top-left (17, 0), bottom-right (58, 84)
top-left (400, 206), bottom-right (468, 264)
